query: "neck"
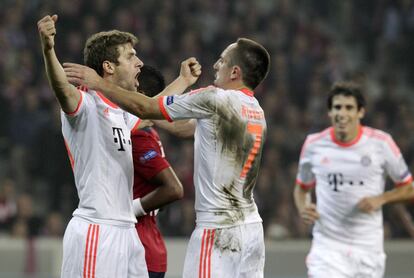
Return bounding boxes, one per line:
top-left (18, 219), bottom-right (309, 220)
top-left (334, 125), bottom-right (360, 143)
top-left (221, 81), bottom-right (249, 91)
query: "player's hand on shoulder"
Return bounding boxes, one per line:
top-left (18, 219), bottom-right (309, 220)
top-left (37, 14), bottom-right (58, 51)
top-left (180, 57), bottom-right (202, 86)
top-left (300, 203), bottom-right (320, 225)
top-left (63, 63), bottom-right (101, 90)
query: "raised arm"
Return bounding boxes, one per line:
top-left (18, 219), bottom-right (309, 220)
top-left (38, 15), bottom-right (80, 113)
top-left (63, 58), bottom-right (201, 119)
top-left (156, 58), bottom-right (202, 97)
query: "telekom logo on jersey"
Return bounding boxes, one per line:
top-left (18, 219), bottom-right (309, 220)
top-left (328, 172), bottom-right (365, 192)
top-left (112, 127), bottom-right (131, 151)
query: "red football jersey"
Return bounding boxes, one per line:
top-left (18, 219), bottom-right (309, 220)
top-left (132, 127), bottom-right (170, 272)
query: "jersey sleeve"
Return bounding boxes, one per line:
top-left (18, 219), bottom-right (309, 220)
top-left (158, 86), bottom-right (217, 122)
top-left (61, 89), bottom-right (91, 124)
top-left (296, 136), bottom-right (316, 189)
top-left (124, 112), bottom-right (141, 133)
top-left (382, 135), bottom-right (413, 187)
top-left (132, 134), bottom-right (170, 181)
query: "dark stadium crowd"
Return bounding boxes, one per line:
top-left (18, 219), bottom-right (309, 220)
top-left (1, 0), bottom-right (414, 239)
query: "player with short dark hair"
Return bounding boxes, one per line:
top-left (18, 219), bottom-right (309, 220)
top-left (294, 81), bottom-right (414, 277)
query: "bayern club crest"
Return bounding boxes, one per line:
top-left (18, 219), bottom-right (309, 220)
top-left (360, 155), bottom-right (372, 166)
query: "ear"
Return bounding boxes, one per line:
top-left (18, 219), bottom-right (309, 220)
top-left (230, 65), bottom-right (242, 81)
top-left (358, 107), bottom-right (365, 120)
top-left (102, 61), bottom-right (115, 75)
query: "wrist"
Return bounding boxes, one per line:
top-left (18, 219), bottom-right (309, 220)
top-left (177, 75), bottom-right (192, 88)
top-left (132, 198), bottom-right (147, 217)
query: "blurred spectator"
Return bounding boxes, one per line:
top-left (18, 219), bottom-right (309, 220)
top-left (10, 194), bottom-right (43, 238)
top-left (0, 178), bottom-right (17, 232)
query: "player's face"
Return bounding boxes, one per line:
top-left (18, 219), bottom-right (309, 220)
top-left (328, 95), bottom-right (365, 140)
top-left (113, 43), bottom-right (143, 91)
top-left (213, 43), bottom-right (236, 88)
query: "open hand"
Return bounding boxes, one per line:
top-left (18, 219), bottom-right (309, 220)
top-left (63, 63), bottom-right (102, 90)
top-left (37, 15), bottom-right (58, 51)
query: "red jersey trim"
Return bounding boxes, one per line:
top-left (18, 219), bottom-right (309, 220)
top-left (296, 179), bottom-right (316, 190)
top-left (330, 125), bottom-right (363, 147)
top-left (395, 176), bottom-right (413, 188)
top-left (239, 87), bottom-right (254, 97)
top-left (158, 97), bottom-right (173, 122)
top-left (65, 90), bottom-right (83, 116)
top-left (97, 92), bottom-right (119, 108)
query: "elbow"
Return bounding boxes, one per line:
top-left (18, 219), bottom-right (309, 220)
top-left (170, 182), bottom-right (184, 201)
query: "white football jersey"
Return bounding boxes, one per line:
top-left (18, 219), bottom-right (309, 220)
top-left (159, 86), bottom-right (266, 228)
top-left (297, 126), bottom-right (413, 252)
top-left (62, 89), bottom-right (141, 226)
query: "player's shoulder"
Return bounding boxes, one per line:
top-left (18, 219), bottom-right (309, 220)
top-left (304, 127), bottom-right (332, 146)
top-left (362, 126), bottom-right (392, 140)
top-left (188, 85), bottom-right (218, 96)
top-left (362, 126), bottom-right (400, 152)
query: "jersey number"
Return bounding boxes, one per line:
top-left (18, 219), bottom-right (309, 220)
top-left (240, 123), bottom-right (263, 178)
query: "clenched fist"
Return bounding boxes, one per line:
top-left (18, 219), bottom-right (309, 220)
top-left (37, 15), bottom-right (58, 51)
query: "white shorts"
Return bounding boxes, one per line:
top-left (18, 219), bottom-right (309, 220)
top-left (183, 222), bottom-right (265, 278)
top-left (306, 243), bottom-right (386, 278)
top-left (61, 217), bottom-right (148, 278)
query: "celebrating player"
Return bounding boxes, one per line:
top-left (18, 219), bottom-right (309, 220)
top-left (38, 14), bottom-right (200, 277)
top-left (64, 38), bottom-right (270, 277)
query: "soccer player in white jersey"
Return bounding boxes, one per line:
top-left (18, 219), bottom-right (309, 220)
top-left (64, 38), bottom-right (271, 278)
top-left (294, 81), bottom-right (414, 278)
top-left (37, 14), bottom-right (200, 278)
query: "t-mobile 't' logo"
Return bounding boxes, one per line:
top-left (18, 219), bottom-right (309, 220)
top-left (112, 127), bottom-right (131, 151)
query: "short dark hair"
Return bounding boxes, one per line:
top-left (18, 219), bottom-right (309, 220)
top-left (228, 38), bottom-right (270, 89)
top-left (83, 30), bottom-right (138, 76)
top-left (327, 81), bottom-right (366, 110)
top-left (137, 65), bottom-right (166, 97)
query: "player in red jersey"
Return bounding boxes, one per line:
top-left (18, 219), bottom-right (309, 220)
top-left (132, 65), bottom-right (184, 278)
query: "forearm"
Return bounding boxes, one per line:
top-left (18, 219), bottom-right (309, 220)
top-left (379, 183), bottom-right (414, 205)
top-left (140, 185), bottom-right (182, 213)
top-left (153, 119), bottom-right (195, 138)
top-left (43, 49), bottom-right (78, 112)
top-left (156, 76), bottom-right (191, 97)
top-left (294, 185), bottom-right (311, 213)
top-left (96, 79), bottom-right (163, 119)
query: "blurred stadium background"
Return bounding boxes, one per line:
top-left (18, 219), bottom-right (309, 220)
top-left (0, 0), bottom-right (413, 277)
